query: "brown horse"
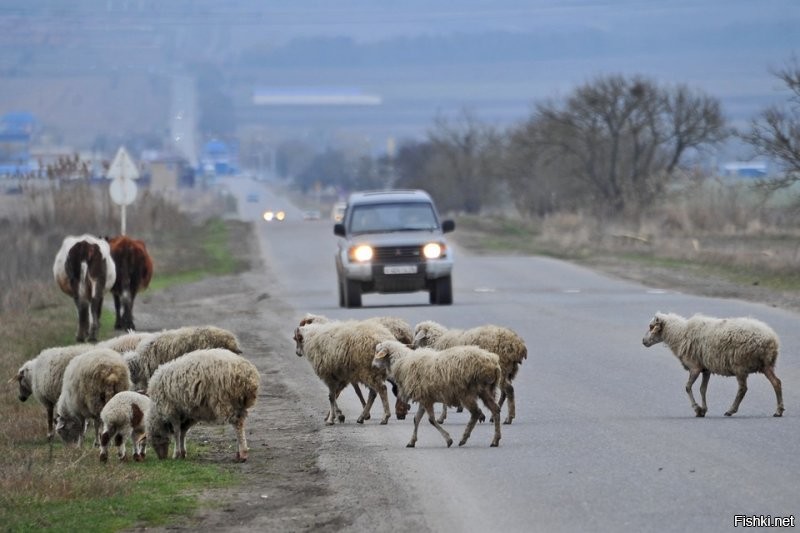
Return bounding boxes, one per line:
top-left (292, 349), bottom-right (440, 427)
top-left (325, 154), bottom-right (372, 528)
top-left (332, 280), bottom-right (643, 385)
top-left (106, 235), bottom-right (153, 331)
top-left (53, 235), bottom-right (116, 342)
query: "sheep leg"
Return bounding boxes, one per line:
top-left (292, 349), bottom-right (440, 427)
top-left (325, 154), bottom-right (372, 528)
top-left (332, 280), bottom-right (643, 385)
top-left (480, 388), bottom-right (502, 447)
top-left (407, 405), bottom-right (426, 448)
top-left (46, 404), bottom-right (55, 441)
top-left (724, 374), bottom-right (748, 417)
top-left (697, 370), bottom-right (710, 417)
top-left (326, 386), bottom-right (340, 425)
top-left (458, 397), bottom-right (482, 446)
top-left (333, 382), bottom-right (348, 422)
top-left (425, 403), bottom-right (453, 447)
top-left (233, 416), bottom-right (249, 462)
top-left (75, 297), bottom-right (89, 342)
top-left (375, 384), bottom-right (391, 424)
top-left (177, 420), bottom-right (194, 458)
top-left (684, 368), bottom-right (705, 417)
top-left (99, 428), bottom-right (112, 462)
top-left (502, 382), bottom-right (515, 425)
top-left (133, 429), bottom-right (146, 461)
top-left (763, 366), bottom-right (784, 417)
top-left (436, 404), bottom-right (447, 424)
top-left (113, 293), bottom-right (122, 329)
top-left (351, 383), bottom-right (367, 407)
top-left (357, 388), bottom-right (377, 424)
top-left (115, 433), bottom-right (127, 461)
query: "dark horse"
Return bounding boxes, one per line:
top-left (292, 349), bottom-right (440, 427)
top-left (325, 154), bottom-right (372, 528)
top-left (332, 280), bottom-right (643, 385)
top-left (106, 235), bottom-right (153, 331)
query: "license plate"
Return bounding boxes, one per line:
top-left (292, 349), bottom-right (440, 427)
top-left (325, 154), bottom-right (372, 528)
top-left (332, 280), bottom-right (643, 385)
top-left (383, 265), bottom-right (418, 275)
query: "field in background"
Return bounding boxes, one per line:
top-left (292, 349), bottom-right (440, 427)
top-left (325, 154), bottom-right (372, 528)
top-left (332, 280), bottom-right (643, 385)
top-left (0, 183), bottom-right (252, 532)
top-left (452, 180), bottom-right (800, 309)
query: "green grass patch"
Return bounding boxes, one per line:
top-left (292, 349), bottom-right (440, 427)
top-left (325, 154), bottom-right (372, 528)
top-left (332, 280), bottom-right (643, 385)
top-left (2, 453), bottom-right (234, 533)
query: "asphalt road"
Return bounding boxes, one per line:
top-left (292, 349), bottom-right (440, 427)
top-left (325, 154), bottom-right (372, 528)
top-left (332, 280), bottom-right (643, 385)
top-left (231, 177), bottom-right (800, 532)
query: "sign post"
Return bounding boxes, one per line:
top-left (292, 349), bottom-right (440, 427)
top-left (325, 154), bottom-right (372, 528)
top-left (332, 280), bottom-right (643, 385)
top-left (107, 146), bottom-right (140, 235)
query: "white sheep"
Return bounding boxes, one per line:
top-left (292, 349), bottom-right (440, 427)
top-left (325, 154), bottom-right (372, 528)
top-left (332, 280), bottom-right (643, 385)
top-left (10, 343), bottom-right (96, 440)
top-left (293, 320), bottom-right (394, 425)
top-left (55, 347), bottom-right (132, 446)
top-left (642, 312), bottom-right (784, 417)
top-left (372, 340), bottom-right (503, 448)
top-left (126, 325), bottom-right (242, 390)
top-left (99, 390), bottom-right (152, 462)
top-left (298, 313), bottom-right (413, 418)
top-left (145, 348), bottom-right (260, 462)
top-left (98, 331), bottom-right (155, 354)
top-left (413, 320), bottom-right (527, 424)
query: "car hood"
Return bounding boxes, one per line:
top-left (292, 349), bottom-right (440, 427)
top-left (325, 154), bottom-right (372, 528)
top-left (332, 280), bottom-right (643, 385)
top-left (345, 230), bottom-right (446, 247)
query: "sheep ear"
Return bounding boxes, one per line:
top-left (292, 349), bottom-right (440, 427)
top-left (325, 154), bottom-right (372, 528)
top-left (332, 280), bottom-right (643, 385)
top-left (293, 327), bottom-right (303, 342)
top-left (8, 371), bottom-right (22, 384)
top-left (374, 347), bottom-right (388, 359)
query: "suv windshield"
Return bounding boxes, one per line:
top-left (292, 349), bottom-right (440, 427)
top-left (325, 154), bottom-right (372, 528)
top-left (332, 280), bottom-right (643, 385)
top-left (349, 202), bottom-right (438, 234)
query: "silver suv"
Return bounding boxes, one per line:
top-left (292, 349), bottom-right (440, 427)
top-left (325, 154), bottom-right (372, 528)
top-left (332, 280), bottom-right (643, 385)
top-left (334, 189), bottom-right (455, 307)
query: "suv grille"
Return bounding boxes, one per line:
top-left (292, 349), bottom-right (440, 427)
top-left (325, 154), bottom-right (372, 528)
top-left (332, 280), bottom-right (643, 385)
top-left (373, 245), bottom-right (421, 263)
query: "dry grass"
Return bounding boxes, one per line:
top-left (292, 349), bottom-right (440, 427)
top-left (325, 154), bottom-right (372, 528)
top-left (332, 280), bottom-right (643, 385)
top-left (454, 180), bottom-right (800, 291)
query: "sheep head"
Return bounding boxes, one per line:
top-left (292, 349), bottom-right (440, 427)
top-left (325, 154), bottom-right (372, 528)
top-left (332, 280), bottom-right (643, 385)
top-left (372, 340), bottom-right (396, 371)
top-left (642, 313), bottom-right (666, 347)
top-left (146, 416), bottom-right (172, 459)
top-left (293, 327), bottom-right (305, 357)
top-left (11, 363), bottom-right (33, 401)
top-left (55, 413), bottom-right (84, 444)
top-left (412, 320), bottom-right (443, 348)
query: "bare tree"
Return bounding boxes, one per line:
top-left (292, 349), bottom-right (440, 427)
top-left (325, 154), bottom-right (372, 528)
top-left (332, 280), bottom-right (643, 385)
top-left (523, 74), bottom-right (726, 216)
top-left (741, 56), bottom-right (800, 188)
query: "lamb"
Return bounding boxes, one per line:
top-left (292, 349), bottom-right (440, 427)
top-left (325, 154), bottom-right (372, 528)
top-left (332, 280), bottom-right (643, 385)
top-left (55, 347), bottom-right (132, 446)
top-left (413, 320), bottom-right (527, 424)
top-left (145, 348), bottom-right (260, 462)
top-left (293, 320), bottom-right (394, 425)
top-left (642, 312), bottom-right (784, 417)
top-left (298, 313), bottom-right (413, 417)
top-left (372, 340), bottom-right (503, 448)
top-left (98, 331), bottom-right (155, 354)
top-left (99, 390), bottom-right (152, 462)
top-left (10, 343), bottom-right (96, 440)
top-left (125, 325), bottom-right (242, 390)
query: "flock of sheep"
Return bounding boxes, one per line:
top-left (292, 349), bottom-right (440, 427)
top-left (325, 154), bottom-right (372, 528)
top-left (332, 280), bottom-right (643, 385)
top-left (12, 326), bottom-right (259, 462)
top-left (10, 307), bottom-right (786, 464)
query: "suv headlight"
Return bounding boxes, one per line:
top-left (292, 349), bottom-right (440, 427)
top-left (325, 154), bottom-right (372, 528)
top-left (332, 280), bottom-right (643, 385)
top-left (423, 242), bottom-right (445, 259)
top-left (350, 245), bottom-right (373, 262)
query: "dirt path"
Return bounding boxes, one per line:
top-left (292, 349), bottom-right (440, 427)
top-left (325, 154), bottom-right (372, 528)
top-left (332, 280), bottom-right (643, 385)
top-left (128, 225), bottom-right (353, 531)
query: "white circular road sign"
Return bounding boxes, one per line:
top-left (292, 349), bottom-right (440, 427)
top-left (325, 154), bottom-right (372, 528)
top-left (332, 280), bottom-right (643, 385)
top-left (109, 177), bottom-right (138, 206)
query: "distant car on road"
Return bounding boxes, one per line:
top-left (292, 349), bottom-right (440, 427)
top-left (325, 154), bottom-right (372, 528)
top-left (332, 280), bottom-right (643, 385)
top-left (302, 209), bottom-right (321, 220)
top-left (334, 189), bottom-right (455, 308)
top-left (263, 209), bottom-right (286, 222)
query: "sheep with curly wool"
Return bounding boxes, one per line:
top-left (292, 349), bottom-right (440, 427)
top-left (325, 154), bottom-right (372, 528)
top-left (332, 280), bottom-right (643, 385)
top-left (293, 320), bottom-right (394, 425)
top-left (98, 331), bottom-right (155, 354)
top-left (413, 320), bottom-right (527, 424)
top-left (10, 343), bottom-right (96, 440)
top-left (299, 313), bottom-right (413, 418)
top-left (99, 390), bottom-right (151, 462)
top-left (642, 312), bottom-right (784, 417)
top-left (372, 340), bottom-right (502, 448)
top-left (126, 325), bottom-right (241, 390)
top-left (55, 347), bottom-right (132, 446)
top-left (145, 348), bottom-right (260, 462)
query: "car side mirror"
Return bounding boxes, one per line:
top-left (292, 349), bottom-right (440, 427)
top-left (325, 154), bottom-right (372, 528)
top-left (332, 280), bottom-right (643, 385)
top-left (441, 219), bottom-right (455, 233)
top-left (334, 223), bottom-right (346, 237)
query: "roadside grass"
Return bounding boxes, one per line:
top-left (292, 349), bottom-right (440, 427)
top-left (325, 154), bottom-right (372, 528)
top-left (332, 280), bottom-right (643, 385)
top-left (452, 213), bottom-right (800, 293)
top-left (1, 217), bottom-right (249, 532)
